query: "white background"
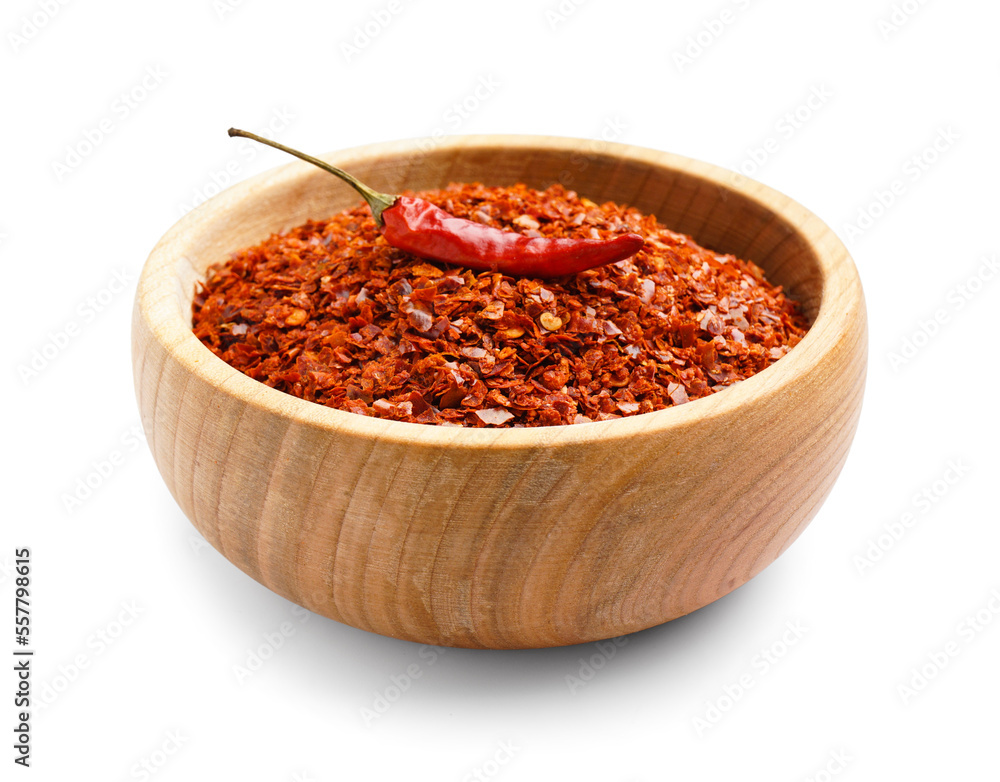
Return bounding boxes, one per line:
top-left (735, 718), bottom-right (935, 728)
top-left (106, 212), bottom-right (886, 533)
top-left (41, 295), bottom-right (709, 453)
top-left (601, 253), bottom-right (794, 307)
top-left (4, 0), bottom-right (998, 779)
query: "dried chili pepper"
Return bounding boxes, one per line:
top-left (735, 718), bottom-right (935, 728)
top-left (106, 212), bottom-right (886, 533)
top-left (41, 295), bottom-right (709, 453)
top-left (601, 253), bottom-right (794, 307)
top-left (228, 129), bottom-right (643, 277)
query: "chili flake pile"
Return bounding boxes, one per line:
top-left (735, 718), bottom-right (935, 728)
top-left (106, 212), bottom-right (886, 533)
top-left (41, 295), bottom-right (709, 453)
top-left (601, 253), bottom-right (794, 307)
top-left (192, 183), bottom-right (808, 427)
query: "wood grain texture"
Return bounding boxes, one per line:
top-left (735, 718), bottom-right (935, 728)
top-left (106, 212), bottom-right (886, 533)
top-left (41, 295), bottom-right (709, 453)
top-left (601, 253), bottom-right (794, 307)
top-left (131, 135), bottom-right (867, 649)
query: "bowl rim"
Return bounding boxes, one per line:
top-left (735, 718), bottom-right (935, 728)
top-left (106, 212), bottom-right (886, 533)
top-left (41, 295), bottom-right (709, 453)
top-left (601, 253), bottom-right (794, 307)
top-left (136, 133), bottom-right (862, 450)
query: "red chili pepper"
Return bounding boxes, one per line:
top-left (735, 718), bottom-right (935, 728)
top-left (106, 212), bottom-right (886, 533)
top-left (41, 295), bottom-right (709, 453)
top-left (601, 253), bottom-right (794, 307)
top-left (381, 197), bottom-right (643, 276)
top-left (228, 129), bottom-right (644, 278)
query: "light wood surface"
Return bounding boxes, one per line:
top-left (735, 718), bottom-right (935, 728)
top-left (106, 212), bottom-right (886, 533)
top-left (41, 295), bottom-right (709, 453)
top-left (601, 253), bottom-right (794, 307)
top-left (132, 135), bottom-right (867, 649)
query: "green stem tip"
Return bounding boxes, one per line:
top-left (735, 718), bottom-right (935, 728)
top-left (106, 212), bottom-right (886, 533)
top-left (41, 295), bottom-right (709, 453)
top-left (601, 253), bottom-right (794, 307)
top-left (227, 128), bottom-right (396, 225)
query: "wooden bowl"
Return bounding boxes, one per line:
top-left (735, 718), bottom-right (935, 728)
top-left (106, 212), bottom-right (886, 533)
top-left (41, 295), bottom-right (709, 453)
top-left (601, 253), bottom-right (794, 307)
top-left (132, 135), bottom-right (866, 649)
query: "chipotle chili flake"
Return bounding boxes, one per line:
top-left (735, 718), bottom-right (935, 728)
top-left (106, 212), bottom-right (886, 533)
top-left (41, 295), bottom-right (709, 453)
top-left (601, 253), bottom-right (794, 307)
top-left (192, 183), bottom-right (809, 427)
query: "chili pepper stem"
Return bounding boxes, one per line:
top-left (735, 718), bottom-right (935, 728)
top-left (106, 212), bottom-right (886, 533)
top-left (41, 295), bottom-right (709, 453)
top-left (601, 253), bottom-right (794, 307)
top-left (227, 128), bottom-right (397, 225)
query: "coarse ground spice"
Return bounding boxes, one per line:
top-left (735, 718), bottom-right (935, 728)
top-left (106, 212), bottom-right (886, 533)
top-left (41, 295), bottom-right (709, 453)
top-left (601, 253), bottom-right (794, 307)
top-left (192, 183), bottom-right (809, 427)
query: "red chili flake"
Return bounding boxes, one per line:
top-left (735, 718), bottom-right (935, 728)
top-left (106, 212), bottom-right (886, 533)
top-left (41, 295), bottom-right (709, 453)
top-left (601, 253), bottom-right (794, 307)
top-left (666, 382), bottom-right (690, 406)
top-left (475, 408), bottom-right (515, 426)
top-left (192, 183), bottom-right (809, 427)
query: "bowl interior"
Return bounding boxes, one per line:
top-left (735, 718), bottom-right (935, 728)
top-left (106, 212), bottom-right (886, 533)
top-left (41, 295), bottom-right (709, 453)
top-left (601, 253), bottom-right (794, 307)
top-left (170, 137), bottom-right (823, 333)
